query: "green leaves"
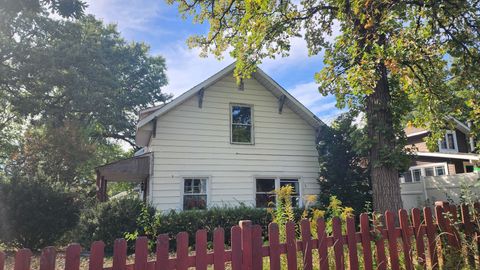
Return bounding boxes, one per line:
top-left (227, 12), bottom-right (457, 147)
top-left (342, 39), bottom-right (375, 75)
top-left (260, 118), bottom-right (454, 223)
top-left (1, 14), bottom-right (170, 147)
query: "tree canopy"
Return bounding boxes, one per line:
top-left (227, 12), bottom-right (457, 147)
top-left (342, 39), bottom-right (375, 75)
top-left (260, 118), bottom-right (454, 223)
top-left (169, 0), bottom-right (480, 212)
top-left (0, 3), bottom-right (170, 192)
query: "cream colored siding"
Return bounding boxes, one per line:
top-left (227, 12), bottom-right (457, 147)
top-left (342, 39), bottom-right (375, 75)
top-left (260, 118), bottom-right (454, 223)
top-left (148, 73), bottom-right (320, 211)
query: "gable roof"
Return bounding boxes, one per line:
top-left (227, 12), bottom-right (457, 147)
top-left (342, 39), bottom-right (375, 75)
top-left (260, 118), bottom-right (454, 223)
top-left (406, 117), bottom-right (471, 138)
top-left (136, 62), bottom-right (326, 146)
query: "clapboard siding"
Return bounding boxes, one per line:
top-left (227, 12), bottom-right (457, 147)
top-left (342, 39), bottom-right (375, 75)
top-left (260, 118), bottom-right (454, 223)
top-left (149, 72), bottom-right (320, 211)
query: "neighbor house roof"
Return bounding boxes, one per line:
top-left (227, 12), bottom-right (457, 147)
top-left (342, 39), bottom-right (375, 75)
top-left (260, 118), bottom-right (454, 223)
top-left (406, 117), bottom-right (471, 138)
top-left (135, 62), bottom-right (326, 146)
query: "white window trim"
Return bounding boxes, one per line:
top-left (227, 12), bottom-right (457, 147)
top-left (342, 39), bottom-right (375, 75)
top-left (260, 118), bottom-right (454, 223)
top-left (438, 130), bottom-right (459, 153)
top-left (179, 176), bottom-right (211, 210)
top-left (253, 176), bottom-right (303, 207)
top-left (401, 163), bottom-right (449, 183)
top-left (230, 103), bottom-right (255, 145)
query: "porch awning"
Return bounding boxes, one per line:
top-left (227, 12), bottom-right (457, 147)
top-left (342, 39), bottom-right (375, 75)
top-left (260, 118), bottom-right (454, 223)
top-left (96, 154), bottom-right (150, 182)
top-left (95, 154), bottom-right (151, 201)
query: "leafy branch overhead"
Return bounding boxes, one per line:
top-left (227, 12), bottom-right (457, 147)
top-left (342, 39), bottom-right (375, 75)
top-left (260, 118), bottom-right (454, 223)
top-left (169, 0), bottom-right (480, 212)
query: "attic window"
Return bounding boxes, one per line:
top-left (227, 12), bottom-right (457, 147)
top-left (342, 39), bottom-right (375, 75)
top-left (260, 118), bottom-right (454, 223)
top-left (231, 104), bottom-right (253, 144)
top-left (439, 130), bottom-right (458, 153)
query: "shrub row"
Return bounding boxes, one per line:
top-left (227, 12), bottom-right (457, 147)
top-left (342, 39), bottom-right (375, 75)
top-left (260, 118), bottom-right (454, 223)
top-left (157, 205), bottom-right (272, 248)
top-left (76, 198), bottom-right (310, 252)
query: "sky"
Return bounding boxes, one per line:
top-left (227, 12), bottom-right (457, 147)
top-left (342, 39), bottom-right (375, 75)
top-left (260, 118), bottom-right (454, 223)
top-left (85, 0), bottom-right (344, 124)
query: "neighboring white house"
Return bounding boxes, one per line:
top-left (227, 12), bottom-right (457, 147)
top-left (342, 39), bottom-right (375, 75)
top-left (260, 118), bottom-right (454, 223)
top-left (400, 119), bottom-right (480, 209)
top-left (96, 63), bottom-right (325, 211)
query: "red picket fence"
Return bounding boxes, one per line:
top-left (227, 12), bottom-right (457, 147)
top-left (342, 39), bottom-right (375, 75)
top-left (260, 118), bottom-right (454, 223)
top-left (1, 201), bottom-right (480, 270)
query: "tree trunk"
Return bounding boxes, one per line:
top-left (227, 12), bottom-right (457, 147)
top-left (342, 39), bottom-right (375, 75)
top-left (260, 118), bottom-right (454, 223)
top-left (366, 61), bottom-right (403, 214)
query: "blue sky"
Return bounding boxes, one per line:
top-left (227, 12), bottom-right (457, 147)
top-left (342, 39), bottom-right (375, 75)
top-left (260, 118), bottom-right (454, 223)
top-left (86, 0), bottom-right (344, 123)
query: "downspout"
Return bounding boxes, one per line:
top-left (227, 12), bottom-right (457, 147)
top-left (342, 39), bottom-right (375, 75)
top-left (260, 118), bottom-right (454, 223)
top-left (422, 176), bottom-right (428, 204)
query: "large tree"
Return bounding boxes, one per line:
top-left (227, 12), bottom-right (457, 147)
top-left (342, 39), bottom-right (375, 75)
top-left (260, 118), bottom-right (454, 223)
top-left (169, 0), bottom-right (480, 212)
top-left (0, 14), bottom-right (170, 147)
top-left (1, 2), bottom-right (170, 192)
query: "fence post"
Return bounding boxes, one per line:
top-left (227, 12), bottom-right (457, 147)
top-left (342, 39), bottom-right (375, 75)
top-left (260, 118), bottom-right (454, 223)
top-left (0, 251), bottom-right (5, 270)
top-left (65, 243), bottom-right (82, 270)
top-left (14, 249), bottom-right (32, 270)
top-left (239, 220), bottom-right (252, 270)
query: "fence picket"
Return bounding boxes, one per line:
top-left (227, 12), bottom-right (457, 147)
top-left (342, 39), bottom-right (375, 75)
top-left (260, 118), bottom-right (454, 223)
top-left (64, 243), bottom-right (81, 270)
top-left (176, 232), bottom-right (189, 270)
top-left (332, 217), bottom-right (344, 270)
top-left (112, 239), bottom-right (127, 270)
top-left (252, 225), bottom-right (263, 270)
top-left (446, 203), bottom-right (461, 248)
top-left (134, 237), bottom-right (149, 270)
top-left (268, 223), bottom-right (281, 270)
top-left (231, 226), bottom-right (242, 270)
top-left (359, 214), bottom-right (373, 270)
top-left (316, 218), bottom-right (329, 270)
top-left (346, 217), bottom-right (359, 270)
top-left (88, 241), bottom-right (105, 270)
top-left (285, 221), bottom-right (297, 270)
top-left (239, 220), bottom-right (253, 270)
top-left (385, 211), bottom-right (400, 270)
top-left (214, 228), bottom-right (226, 270)
top-left (399, 209), bottom-right (413, 270)
top-left (373, 215), bottom-right (387, 270)
top-left (155, 234), bottom-right (169, 270)
top-left (0, 250), bottom-right (4, 270)
top-left (39, 246), bottom-right (56, 270)
top-left (423, 207), bottom-right (438, 269)
top-left (195, 229), bottom-right (208, 270)
top-left (300, 219), bottom-right (313, 270)
top-left (14, 249), bottom-right (32, 270)
top-left (411, 208), bottom-right (426, 268)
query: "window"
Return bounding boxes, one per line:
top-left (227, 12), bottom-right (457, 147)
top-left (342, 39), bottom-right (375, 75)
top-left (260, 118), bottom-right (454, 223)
top-left (255, 178), bottom-right (301, 208)
top-left (280, 179), bottom-right (300, 207)
top-left (412, 169), bottom-right (422, 182)
top-left (439, 131), bottom-right (458, 152)
top-left (400, 163), bottom-right (449, 183)
top-left (255, 179), bottom-right (276, 208)
top-left (231, 104), bottom-right (253, 144)
top-left (425, 167), bottom-right (435, 177)
top-left (183, 178), bottom-right (208, 210)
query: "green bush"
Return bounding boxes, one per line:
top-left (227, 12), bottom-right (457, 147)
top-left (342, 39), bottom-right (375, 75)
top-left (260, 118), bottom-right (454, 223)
top-left (156, 205), bottom-right (272, 248)
top-left (0, 178), bottom-right (80, 250)
top-left (76, 197), bottom-right (155, 252)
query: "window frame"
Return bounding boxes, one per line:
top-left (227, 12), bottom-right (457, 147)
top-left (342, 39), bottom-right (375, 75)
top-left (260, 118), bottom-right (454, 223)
top-left (400, 163), bottom-right (449, 183)
top-left (438, 130), bottom-right (459, 153)
top-left (230, 103), bottom-right (254, 145)
top-left (254, 177), bottom-right (302, 208)
top-left (180, 177), bottom-right (210, 210)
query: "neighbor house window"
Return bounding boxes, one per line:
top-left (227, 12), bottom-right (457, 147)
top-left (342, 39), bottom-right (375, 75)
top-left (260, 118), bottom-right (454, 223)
top-left (255, 178), bottom-right (300, 207)
top-left (183, 178), bottom-right (208, 210)
top-left (231, 104), bottom-right (253, 144)
top-left (439, 130), bottom-right (458, 152)
top-left (400, 163), bottom-right (448, 183)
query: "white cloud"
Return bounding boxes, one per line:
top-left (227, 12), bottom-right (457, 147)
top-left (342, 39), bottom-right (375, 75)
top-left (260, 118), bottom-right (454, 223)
top-left (85, 0), bottom-right (168, 34)
top-left (154, 42), bottom-right (234, 97)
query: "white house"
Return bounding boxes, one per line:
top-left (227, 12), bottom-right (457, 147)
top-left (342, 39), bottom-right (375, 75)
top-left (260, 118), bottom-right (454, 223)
top-left (96, 63), bottom-right (325, 211)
